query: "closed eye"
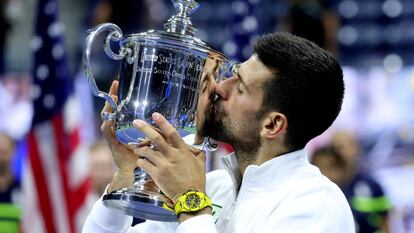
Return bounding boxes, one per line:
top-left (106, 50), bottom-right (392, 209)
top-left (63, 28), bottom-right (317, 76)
top-left (237, 80), bottom-right (244, 93)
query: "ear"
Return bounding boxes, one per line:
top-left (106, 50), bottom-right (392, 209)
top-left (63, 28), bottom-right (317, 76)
top-left (260, 112), bottom-right (288, 139)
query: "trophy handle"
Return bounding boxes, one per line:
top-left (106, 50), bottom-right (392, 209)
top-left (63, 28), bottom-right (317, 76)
top-left (83, 23), bottom-right (133, 112)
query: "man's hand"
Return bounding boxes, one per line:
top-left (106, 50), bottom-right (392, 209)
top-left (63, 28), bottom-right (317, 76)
top-left (101, 80), bottom-right (141, 192)
top-left (132, 113), bottom-right (207, 205)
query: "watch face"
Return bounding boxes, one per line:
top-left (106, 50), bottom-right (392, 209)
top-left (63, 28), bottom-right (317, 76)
top-left (185, 193), bottom-right (201, 209)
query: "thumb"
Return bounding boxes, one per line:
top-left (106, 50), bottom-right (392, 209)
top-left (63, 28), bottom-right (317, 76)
top-left (189, 146), bottom-right (203, 156)
top-left (196, 150), bottom-right (207, 166)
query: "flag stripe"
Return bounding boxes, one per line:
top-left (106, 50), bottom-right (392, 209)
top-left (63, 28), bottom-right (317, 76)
top-left (36, 121), bottom-right (70, 233)
top-left (22, 161), bottom-right (46, 233)
top-left (28, 132), bottom-right (57, 233)
top-left (72, 179), bottom-right (92, 218)
top-left (53, 115), bottom-right (76, 233)
top-left (69, 144), bottom-right (90, 188)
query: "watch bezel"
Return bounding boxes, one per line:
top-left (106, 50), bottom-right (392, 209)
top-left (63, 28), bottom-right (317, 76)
top-left (183, 192), bottom-right (204, 211)
top-left (174, 190), bottom-right (212, 215)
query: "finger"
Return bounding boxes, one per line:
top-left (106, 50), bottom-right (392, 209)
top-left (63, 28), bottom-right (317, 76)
top-left (132, 119), bottom-right (170, 153)
top-left (101, 95), bottom-right (117, 119)
top-left (100, 81), bottom-right (119, 143)
top-left (133, 146), bottom-right (164, 166)
top-left (188, 146), bottom-right (203, 156)
top-left (125, 138), bottom-right (151, 150)
top-left (100, 97), bottom-right (118, 140)
top-left (196, 150), bottom-right (207, 163)
top-left (101, 121), bottom-right (116, 143)
top-left (136, 158), bottom-right (158, 178)
top-left (101, 81), bottom-right (119, 115)
top-left (152, 112), bottom-right (186, 148)
top-left (195, 150), bottom-right (207, 169)
top-left (108, 80), bottom-right (119, 96)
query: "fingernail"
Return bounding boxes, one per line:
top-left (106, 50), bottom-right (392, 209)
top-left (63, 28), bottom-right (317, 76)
top-left (152, 112), bottom-right (160, 120)
top-left (133, 120), bottom-right (144, 128)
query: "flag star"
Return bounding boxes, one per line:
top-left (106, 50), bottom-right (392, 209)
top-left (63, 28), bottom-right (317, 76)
top-left (52, 44), bottom-right (64, 59)
top-left (30, 36), bottom-right (43, 51)
top-left (48, 22), bottom-right (64, 38)
top-left (43, 94), bottom-right (55, 109)
top-left (36, 65), bottom-right (50, 80)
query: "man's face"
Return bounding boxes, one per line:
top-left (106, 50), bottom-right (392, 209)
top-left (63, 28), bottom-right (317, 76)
top-left (202, 55), bottom-right (274, 152)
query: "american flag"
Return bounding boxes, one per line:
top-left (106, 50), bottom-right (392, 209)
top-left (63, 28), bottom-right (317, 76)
top-left (22, 0), bottom-right (92, 232)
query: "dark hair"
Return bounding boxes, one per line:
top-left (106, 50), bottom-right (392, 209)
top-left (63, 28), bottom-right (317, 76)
top-left (254, 32), bottom-right (344, 150)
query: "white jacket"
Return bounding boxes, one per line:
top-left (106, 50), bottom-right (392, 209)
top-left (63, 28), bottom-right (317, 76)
top-left (82, 149), bottom-right (355, 233)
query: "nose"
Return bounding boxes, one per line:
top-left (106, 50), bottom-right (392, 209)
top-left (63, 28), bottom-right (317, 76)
top-left (214, 77), bottom-right (235, 100)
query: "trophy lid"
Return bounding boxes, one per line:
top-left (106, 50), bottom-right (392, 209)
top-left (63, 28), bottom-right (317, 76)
top-left (123, 0), bottom-right (226, 60)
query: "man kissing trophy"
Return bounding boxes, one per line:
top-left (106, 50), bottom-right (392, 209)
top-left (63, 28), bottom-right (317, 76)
top-left (83, 0), bottom-right (229, 222)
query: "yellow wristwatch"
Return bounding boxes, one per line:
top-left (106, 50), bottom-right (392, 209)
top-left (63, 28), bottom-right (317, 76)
top-left (174, 191), bottom-right (212, 215)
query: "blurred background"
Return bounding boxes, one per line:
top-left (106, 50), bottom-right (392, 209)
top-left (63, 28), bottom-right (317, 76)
top-left (0, 0), bottom-right (413, 232)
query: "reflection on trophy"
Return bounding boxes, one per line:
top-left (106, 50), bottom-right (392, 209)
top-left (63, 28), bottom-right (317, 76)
top-left (83, 0), bottom-right (229, 222)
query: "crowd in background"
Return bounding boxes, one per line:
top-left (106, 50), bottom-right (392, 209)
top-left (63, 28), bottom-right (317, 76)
top-left (0, 0), bottom-right (414, 233)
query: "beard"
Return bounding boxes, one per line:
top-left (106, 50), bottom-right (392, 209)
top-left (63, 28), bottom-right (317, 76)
top-left (201, 99), bottom-right (262, 155)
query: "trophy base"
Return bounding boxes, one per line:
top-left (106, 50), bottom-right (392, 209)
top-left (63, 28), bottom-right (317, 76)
top-left (115, 126), bottom-right (194, 144)
top-left (102, 188), bottom-right (177, 222)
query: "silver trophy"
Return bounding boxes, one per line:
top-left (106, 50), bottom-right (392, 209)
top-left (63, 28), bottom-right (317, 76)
top-left (83, 0), bottom-right (229, 222)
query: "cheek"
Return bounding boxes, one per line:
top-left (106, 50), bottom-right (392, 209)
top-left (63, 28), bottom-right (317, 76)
top-left (232, 100), bottom-right (261, 120)
top-left (227, 108), bottom-right (259, 131)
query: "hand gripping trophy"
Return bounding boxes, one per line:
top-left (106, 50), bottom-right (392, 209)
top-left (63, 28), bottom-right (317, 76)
top-left (83, 0), bottom-right (229, 222)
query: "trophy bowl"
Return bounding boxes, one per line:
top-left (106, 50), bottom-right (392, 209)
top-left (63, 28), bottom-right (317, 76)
top-left (83, 0), bottom-right (229, 222)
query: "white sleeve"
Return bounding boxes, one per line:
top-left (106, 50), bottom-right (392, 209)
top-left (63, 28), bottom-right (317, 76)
top-left (176, 215), bottom-right (218, 233)
top-left (81, 197), bottom-right (134, 233)
top-left (82, 198), bottom-right (180, 233)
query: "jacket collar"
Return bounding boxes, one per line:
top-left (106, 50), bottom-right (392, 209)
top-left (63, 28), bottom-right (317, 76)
top-left (221, 149), bottom-right (310, 192)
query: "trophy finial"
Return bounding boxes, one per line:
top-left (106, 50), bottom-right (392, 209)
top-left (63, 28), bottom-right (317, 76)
top-left (163, 0), bottom-right (200, 36)
top-left (172, 0), bottom-right (200, 15)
